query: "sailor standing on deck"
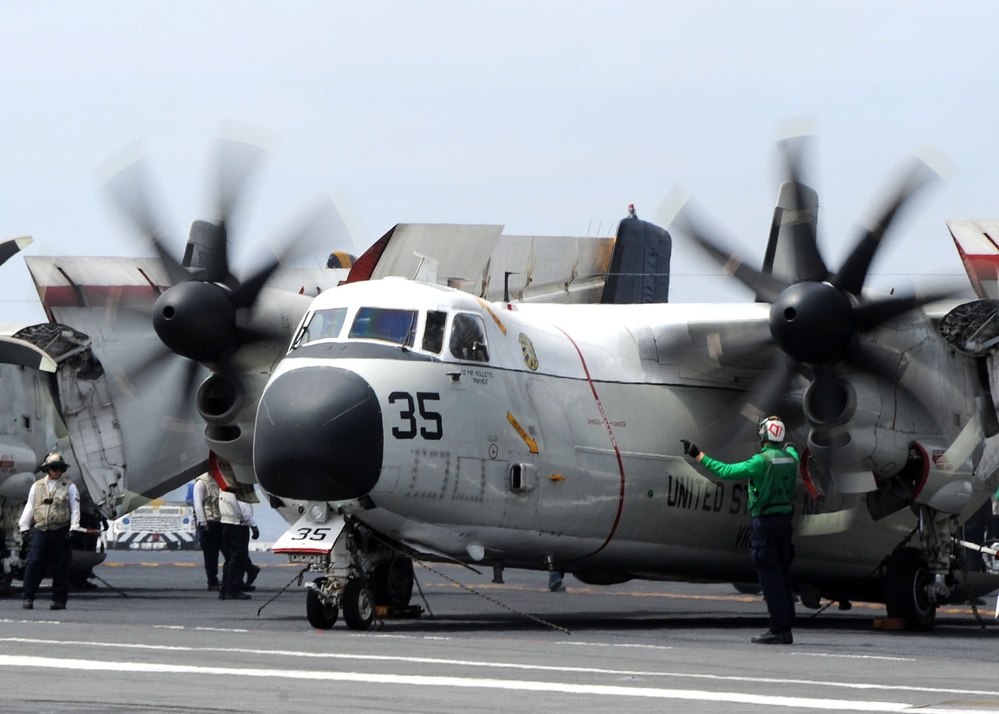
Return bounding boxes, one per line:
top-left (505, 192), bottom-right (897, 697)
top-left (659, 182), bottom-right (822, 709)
top-left (682, 416), bottom-right (799, 645)
top-left (19, 453), bottom-right (81, 611)
top-left (218, 489), bottom-right (259, 601)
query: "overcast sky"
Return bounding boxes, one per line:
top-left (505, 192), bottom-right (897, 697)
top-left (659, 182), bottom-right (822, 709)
top-left (1, 2), bottom-right (997, 323)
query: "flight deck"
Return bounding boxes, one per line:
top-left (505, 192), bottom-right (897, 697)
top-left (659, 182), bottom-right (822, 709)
top-left (1, 550), bottom-right (997, 713)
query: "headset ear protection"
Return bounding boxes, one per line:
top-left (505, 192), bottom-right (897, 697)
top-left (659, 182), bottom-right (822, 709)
top-left (758, 416), bottom-right (786, 443)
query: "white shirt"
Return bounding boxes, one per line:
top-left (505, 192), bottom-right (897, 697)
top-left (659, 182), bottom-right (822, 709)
top-left (18, 478), bottom-right (81, 531)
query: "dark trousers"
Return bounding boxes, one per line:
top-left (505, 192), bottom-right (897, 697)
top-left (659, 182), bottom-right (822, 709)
top-left (199, 521), bottom-right (223, 586)
top-left (220, 523), bottom-right (249, 594)
top-left (751, 513), bottom-right (795, 634)
top-left (22, 526), bottom-right (71, 603)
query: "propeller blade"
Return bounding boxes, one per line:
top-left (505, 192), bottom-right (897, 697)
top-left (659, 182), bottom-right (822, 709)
top-left (232, 195), bottom-right (345, 308)
top-left (845, 339), bottom-right (945, 433)
top-left (0, 236), bottom-right (32, 269)
top-left (671, 204), bottom-right (789, 303)
top-left (852, 288), bottom-right (955, 331)
top-left (833, 158), bottom-right (941, 296)
top-left (700, 350), bottom-right (800, 451)
top-left (103, 157), bottom-right (191, 286)
top-left (215, 138), bottom-right (268, 228)
top-left (777, 136), bottom-right (827, 283)
top-left (843, 339), bottom-right (902, 384)
top-left (154, 358), bottom-right (206, 430)
top-left (125, 341), bottom-right (178, 382)
top-left (230, 260), bottom-right (279, 309)
top-left (739, 351), bottom-right (799, 427)
top-left (234, 322), bottom-right (286, 347)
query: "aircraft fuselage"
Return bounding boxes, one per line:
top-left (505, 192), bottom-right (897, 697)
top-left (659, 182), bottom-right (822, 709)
top-left (255, 278), bottom-right (981, 588)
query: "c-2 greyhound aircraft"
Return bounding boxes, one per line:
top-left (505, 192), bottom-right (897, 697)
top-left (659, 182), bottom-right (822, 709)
top-left (248, 141), bottom-right (999, 632)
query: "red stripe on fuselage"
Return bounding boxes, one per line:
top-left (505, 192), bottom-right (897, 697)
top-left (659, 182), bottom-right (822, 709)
top-left (555, 326), bottom-right (625, 557)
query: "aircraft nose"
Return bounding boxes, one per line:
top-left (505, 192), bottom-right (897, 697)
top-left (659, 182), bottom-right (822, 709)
top-left (254, 366), bottom-right (383, 501)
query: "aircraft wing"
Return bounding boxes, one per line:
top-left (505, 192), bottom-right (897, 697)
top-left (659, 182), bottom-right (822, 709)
top-left (948, 219), bottom-right (999, 300)
top-left (347, 223), bottom-right (615, 304)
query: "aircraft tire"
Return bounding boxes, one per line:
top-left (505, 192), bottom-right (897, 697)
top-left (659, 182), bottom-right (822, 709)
top-left (342, 578), bottom-right (375, 631)
top-left (370, 557), bottom-right (414, 607)
top-left (884, 547), bottom-right (936, 631)
top-left (306, 579), bottom-right (338, 630)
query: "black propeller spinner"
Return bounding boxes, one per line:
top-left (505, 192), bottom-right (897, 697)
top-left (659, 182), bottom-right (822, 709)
top-left (672, 136), bottom-right (945, 449)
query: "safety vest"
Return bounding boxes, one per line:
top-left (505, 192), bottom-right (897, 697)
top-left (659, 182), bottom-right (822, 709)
top-left (754, 447), bottom-right (798, 516)
top-left (31, 476), bottom-right (73, 531)
top-left (196, 473), bottom-right (222, 523)
top-left (218, 490), bottom-right (245, 526)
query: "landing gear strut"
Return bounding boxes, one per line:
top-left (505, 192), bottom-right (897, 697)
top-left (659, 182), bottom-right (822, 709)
top-left (302, 519), bottom-right (415, 631)
top-left (882, 507), bottom-right (963, 631)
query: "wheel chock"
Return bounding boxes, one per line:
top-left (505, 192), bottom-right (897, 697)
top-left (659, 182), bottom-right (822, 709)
top-left (375, 605), bottom-right (424, 620)
top-left (873, 617), bottom-right (907, 630)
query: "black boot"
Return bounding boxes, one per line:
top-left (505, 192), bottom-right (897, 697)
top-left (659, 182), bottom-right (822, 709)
top-left (751, 630), bottom-right (793, 645)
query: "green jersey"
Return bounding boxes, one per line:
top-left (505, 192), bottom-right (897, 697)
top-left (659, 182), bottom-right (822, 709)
top-left (700, 444), bottom-right (799, 517)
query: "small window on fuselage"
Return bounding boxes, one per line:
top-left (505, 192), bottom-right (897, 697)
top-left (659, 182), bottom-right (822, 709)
top-left (449, 313), bottom-right (489, 362)
top-left (423, 310), bottom-right (447, 354)
top-left (292, 307), bottom-right (348, 349)
top-left (349, 307), bottom-right (417, 346)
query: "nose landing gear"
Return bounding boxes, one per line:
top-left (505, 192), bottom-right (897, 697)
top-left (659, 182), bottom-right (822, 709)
top-left (300, 518), bottom-right (417, 631)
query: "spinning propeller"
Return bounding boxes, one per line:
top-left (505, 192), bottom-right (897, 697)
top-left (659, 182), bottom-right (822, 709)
top-left (670, 136), bottom-right (947, 467)
top-left (103, 138), bottom-right (352, 422)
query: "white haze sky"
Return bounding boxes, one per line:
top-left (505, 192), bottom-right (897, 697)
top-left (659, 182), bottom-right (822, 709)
top-left (2, 1), bottom-right (997, 324)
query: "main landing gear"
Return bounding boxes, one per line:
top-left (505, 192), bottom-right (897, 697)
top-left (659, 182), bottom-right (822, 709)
top-left (880, 506), bottom-right (983, 631)
top-left (304, 520), bottom-right (416, 631)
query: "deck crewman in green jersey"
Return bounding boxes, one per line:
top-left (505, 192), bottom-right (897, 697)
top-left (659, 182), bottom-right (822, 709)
top-left (682, 416), bottom-right (799, 644)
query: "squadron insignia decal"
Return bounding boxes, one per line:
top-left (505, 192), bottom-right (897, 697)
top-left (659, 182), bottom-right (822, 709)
top-left (519, 333), bottom-right (539, 371)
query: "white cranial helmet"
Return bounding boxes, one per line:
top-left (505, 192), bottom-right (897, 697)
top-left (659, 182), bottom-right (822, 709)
top-left (758, 416), bottom-right (786, 443)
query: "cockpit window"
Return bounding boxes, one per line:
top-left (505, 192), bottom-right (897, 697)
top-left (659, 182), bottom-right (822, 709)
top-left (423, 310), bottom-right (447, 354)
top-left (349, 307), bottom-right (417, 345)
top-left (292, 307), bottom-right (348, 349)
top-left (449, 313), bottom-right (489, 362)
